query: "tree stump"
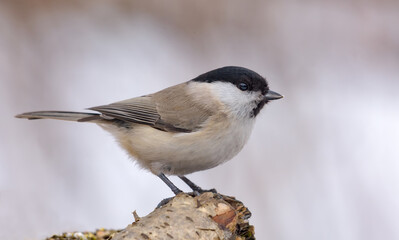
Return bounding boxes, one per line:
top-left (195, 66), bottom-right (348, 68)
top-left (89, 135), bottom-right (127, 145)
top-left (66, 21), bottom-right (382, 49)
top-left (47, 192), bottom-right (255, 240)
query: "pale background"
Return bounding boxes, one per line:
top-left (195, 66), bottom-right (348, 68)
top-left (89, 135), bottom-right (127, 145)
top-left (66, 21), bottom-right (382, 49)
top-left (1, 0), bottom-right (398, 239)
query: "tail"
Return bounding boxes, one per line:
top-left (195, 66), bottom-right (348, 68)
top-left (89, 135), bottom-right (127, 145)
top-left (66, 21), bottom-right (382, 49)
top-left (15, 111), bottom-right (101, 122)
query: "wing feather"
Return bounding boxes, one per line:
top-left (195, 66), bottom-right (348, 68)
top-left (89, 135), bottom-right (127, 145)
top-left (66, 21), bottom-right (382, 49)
top-left (89, 83), bottom-right (213, 132)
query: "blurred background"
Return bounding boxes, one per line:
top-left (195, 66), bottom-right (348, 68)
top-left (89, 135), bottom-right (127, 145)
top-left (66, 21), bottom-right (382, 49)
top-left (1, 0), bottom-right (398, 239)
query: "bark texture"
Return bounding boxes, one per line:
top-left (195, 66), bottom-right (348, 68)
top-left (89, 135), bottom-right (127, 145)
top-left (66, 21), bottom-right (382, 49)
top-left (112, 192), bottom-right (254, 240)
top-left (47, 192), bottom-right (255, 240)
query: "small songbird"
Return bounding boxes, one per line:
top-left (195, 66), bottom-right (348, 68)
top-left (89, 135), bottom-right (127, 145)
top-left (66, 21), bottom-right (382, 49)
top-left (16, 66), bottom-right (282, 194)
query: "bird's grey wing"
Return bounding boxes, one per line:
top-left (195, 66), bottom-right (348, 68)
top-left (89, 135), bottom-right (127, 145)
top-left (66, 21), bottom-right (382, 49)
top-left (89, 96), bottom-right (160, 126)
top-left (150, 83), bottom-right (213, 132)
top-left (88, 83), bottom-right (212, 132)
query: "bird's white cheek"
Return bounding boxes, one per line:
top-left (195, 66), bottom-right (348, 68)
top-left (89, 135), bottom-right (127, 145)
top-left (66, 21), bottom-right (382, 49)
top-left (206, 82), bottom-right (261, 118)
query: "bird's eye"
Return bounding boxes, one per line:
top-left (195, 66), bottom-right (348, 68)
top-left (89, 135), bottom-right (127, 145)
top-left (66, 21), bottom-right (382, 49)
top-left (238, 82), bottom-right (249, 91)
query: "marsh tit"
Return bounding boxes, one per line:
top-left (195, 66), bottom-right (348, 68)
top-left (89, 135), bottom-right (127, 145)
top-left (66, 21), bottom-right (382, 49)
top-left (16, 66), bottom-right (282, 194)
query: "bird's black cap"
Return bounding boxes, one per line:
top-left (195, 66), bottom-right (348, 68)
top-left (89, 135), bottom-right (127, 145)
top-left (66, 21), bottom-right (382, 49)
top-left (191, 66), bottom-right (269, 95)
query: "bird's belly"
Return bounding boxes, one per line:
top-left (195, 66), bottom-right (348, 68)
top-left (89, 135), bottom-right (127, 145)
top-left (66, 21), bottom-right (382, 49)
top-left (99, 117), bottom-right (255, 175)
top-left (134, 119), bottom-right (254, 175)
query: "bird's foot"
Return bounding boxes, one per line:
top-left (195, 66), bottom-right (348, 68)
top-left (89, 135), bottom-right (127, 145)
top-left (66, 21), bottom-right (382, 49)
top-left (156, 189), bottom-right (218, 208)
top-left (156, 196), bottom-right (174, 208)
top-left (192, 188), bottom-right (218, 196)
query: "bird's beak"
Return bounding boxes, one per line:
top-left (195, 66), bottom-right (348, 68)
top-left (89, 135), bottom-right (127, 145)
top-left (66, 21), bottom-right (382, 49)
top-left (264, 90), bottom-right (283, 101)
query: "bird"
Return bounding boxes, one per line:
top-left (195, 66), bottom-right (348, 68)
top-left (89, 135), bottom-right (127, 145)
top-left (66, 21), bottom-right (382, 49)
top-left (16, 66), bottom-right (282, 195)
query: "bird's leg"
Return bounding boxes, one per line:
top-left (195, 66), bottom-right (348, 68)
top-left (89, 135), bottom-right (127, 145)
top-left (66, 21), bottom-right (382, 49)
top-left (179, 176), bottom-right (217, 195)
top-left (178, 176), bottom-right (203, 192)
top-left (157, 173), bottom-right (182, 195)
top-left (156, 173), bottom-right (183, 208)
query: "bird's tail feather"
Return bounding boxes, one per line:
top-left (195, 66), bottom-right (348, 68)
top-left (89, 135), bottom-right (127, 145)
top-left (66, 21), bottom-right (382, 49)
top-left (15, 111), bottom-right (100, 122)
